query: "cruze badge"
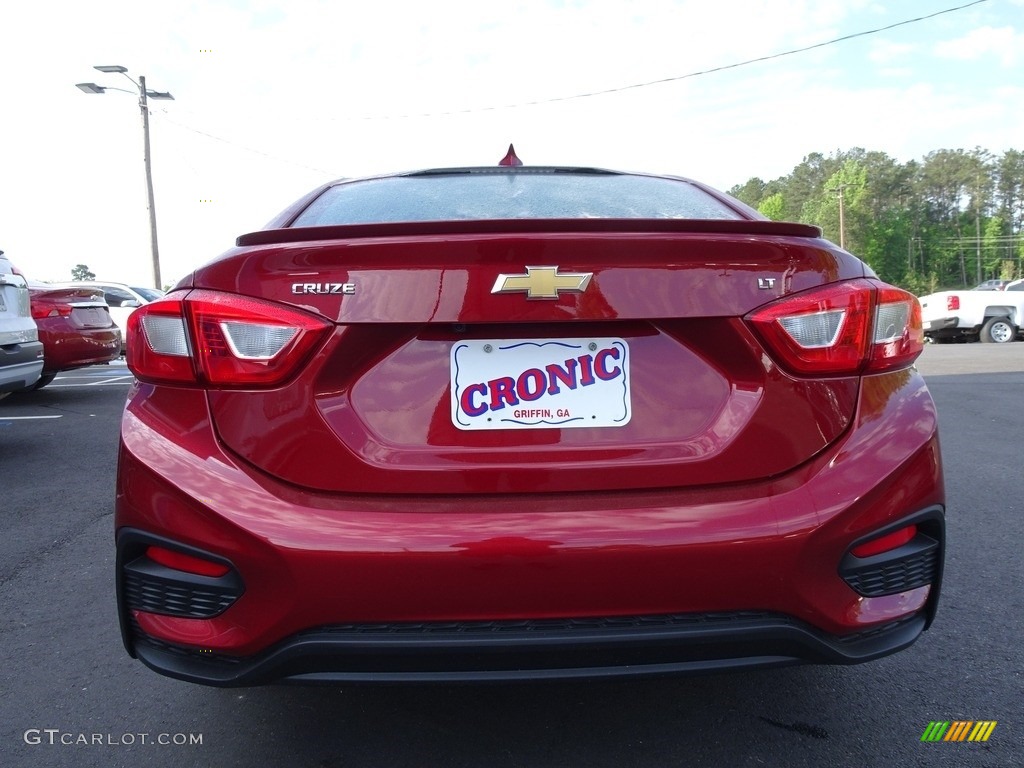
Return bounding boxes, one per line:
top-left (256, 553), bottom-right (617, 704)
top-left (491, 266), bottom-right (593, 300)
top-left (291, 282), bottom-right (356, 295)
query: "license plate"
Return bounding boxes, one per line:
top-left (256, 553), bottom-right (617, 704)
top-left (451, 337), bottom-right (631, 430)
top-left (73, 307), bottom-right (109, 327)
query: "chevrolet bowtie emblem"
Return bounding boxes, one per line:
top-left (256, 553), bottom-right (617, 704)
top-left (491, 266), bottom-right (593, 300)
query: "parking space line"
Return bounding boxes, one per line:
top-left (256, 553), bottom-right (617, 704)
top-left (0, 415), bottom-right (63, 420)
top-left (87, 376), bottom-right (134, 386)
top-left (47, 372), bottom-right (134, 387)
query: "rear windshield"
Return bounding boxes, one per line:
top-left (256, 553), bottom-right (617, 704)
top-left (290, 170), bottom-right (743, 227)
top-left (131, 287), bottom-right (165, 302)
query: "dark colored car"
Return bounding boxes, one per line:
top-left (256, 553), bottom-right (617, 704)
top-left (28, 284), bottom-right (121, 389)
top-left (972, 279), bottom-right (1010, 291)
top-left (117, 151), bottom-right (944, 686)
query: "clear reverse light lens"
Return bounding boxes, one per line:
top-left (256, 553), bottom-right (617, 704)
top-left (874, 302), bottom-right (911, 343)
top-left (219, 321), bottom-right (299, 360)
top-left (141, 315), bottom-right (190, 356)
top-left (778, 309), bottom-right (845, 348)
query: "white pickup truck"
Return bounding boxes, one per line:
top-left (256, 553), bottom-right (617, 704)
top-left (918, 286), bottom-right (1024, 343)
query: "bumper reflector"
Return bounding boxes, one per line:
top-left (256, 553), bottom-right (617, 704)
top-left (851, 525), bottom-right (916, 558)
top-left (840, 532), bottom-right (940, 598)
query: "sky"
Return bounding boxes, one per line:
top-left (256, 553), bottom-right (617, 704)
top-left (1, 0), bottom-right (1022, 288)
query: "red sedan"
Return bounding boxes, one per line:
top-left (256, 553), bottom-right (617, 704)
top-left (116, 151), bottom-right (944, 685)
top-left (28, 284), bottom-right (121, 389)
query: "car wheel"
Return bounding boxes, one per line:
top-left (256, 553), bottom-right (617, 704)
top-left (980, 316), bottom-right (1017, 343)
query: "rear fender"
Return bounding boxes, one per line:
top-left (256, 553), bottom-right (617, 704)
top-left (983, 305), bottom-right (1017, 323)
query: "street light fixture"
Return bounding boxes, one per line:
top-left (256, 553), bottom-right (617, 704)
top-left (75, 65), bottom-right (174, 290)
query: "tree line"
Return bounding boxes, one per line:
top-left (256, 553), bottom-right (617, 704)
top-left (729, 147), bottom-right (1024, 295)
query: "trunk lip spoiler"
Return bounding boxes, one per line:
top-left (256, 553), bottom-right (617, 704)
top-left (237, 218), bottom-right (823, 248)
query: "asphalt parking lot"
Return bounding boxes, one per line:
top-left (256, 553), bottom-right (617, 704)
top-left (1, 348), bottom-right (1022, 767)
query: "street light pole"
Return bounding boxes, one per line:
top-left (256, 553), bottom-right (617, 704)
top-left (75, 66), bottom-right (173, 290)
top-left (834, 183), bottom-right (851, 251)
top-left (138, 75), bottom-right (161, 290)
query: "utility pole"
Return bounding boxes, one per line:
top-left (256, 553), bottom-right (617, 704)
top-left (975, 172), bottom-right (983, 285)
top-left (834, 184), bottom-right (852, 250)
top-left (139, 75), bottom-right (162, 290)
top-left (76, 66), bottom-right (174, 290)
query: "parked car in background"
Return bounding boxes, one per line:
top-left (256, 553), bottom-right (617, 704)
top-left (972, 279), bottom-right (1010, 291)
top-left (117, 152), bottom-right (944, 686)
top-left (56, 282), bottom-right (165, 352)
top-left (26, 283), bottom-right (121, 390)
top-left (0, 250), bottom-right (44, 398)
top-left (919, 288), bottom-right (1024, 343)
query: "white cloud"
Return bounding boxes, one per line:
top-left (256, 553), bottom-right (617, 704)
top-left (868, 40), bottom-right (917, 65)
top-left (933, 26), bottom-right (1022, 67)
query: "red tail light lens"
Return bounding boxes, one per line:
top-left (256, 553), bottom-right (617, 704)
top-left (31, 303), bottom-right (74, 319)
top-left (746, 280), bottom-right (924, 376)
top-left (869, 286), bottom-right (925, 373)
top-left (127, 290), bottom-right (331, 387)
top-left (946, 295), bottom-right (960, 311)
top-left (851, 525), bottom-right (917, 558)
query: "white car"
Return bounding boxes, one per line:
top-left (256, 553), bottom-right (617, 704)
top-left (919, 288), bottom-right (1024, 343)
top-left (56, 282), bottom-right (165, 352)
top-left (0, 250), bottom-right (44, 397)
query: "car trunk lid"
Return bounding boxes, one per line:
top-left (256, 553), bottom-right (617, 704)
top-left (30, 287), bottom-right (114, 329)
top-left (187, 220), bottom-right (866, 495)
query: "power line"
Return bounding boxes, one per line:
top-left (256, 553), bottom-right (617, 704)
top-left (343, 0), bottom-right (990, 120)
top-left (139, 0), bottom-right (990, 169)
top-left (150, 110), bottom-right (336, 175)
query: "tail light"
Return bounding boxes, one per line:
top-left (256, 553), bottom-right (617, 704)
top-left (746, 279), bottom-right (924, 376)
top-left (947, 295), bottom-right (960, 311)
top-left (126, 289), bottom-right (331, 387)
top-left (31, 303), bottom-right (74, 319)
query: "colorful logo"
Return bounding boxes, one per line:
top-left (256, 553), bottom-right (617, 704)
top-left (450, 338), bottom-right (631, 430)
top-left (921, 721), bottom-right (997, 742)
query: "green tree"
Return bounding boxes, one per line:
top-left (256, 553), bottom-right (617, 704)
top-left (997, 149), bottom-right (1024, 236)
top-left (757, 193), bottom-right (785, 221)
top-left (71, 264), bottom-right (95, 281)
top-left (729, 177), bottom-right (767, 209)
top-left (729, 145), bottom-right (1024, 292)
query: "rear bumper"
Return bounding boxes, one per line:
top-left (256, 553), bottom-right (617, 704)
top-left (922, 316), bottom-right (959, 332)
top-left (38, 325), bottom-right (120, 373)
top-left (115, 369), bottom-right (946, 684)
top-left (0, 340), bottom-right (44, 392)
top-left (127, 606), bottom-right (928, 686)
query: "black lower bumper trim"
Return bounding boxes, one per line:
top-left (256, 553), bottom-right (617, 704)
top-left (130, 611), bottom-right (928, 686)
